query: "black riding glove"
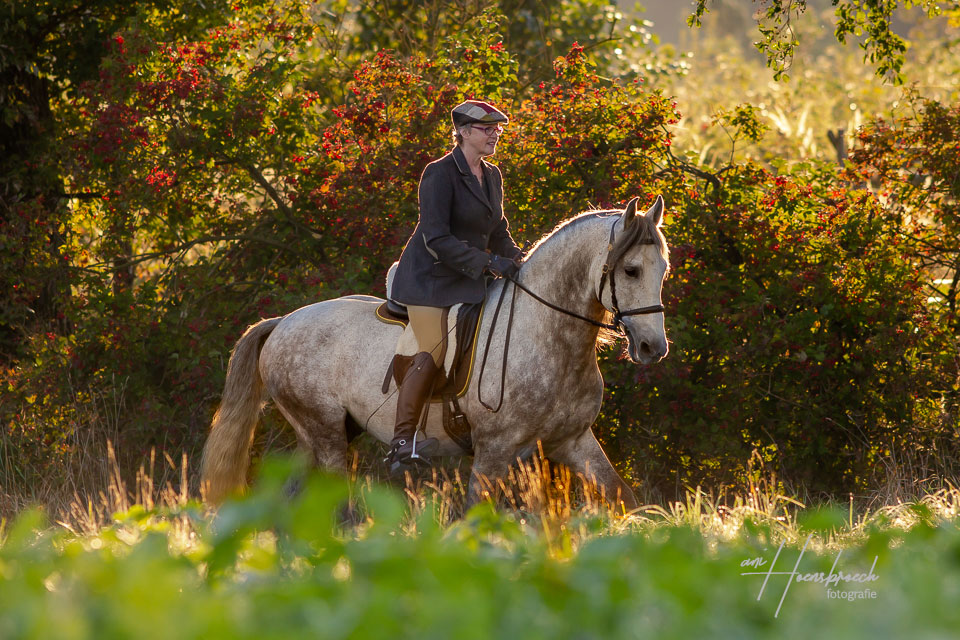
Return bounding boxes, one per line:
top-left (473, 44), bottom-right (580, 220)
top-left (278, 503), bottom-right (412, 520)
top-left (485, 254), bottom-right (520, 279)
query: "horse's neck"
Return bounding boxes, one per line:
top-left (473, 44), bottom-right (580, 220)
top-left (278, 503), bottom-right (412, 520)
top-left (511, 217), bottom-right (610, 354)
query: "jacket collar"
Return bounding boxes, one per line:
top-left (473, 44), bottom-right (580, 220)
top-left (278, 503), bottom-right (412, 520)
top-left (452, 146), bottom-right (494, 213)
top-left (452, 145), bottom-right (472, 175)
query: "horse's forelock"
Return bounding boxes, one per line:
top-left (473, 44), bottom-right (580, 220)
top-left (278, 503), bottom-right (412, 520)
top-left (608, 209), bottom-right (668, 267)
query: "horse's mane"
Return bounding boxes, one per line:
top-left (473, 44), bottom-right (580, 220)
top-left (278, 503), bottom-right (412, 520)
top-left (524, 205), bottom-right (668, 348)
top-left (526, 210), bottom-right (610, 256)
top-left (527, 206), bottom-right (668, 260)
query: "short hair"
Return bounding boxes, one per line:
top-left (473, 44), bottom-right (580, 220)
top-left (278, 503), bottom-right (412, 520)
top-left (452, 126), bottom-right (466, 146)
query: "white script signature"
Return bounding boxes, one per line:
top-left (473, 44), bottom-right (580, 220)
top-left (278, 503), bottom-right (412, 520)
top-left (740, 534), bottom-right (879, 617)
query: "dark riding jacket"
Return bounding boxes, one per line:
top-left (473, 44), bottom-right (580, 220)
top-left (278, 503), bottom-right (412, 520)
top-left (391, 146), bottom-right (522, 307)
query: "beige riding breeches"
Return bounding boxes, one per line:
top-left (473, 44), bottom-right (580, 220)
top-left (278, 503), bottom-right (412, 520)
top-left (406, 305), bottom-right (449, 367)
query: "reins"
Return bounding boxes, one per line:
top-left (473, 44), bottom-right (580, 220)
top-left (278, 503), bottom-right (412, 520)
top-left (478, 219), bottom-right (665, 413)
top-left (507, 275), bottom-right (663, 332)
top-left (506, 277), bottom-right (618, 330)
top-left (477, 272), bottom-right (519, 412)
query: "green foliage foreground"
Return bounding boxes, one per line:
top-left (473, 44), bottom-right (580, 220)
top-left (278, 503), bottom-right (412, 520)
top-left (1, 459), bottom-right (959, 640)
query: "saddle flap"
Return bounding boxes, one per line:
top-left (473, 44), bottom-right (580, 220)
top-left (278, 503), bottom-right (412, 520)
top-left (380, 301), bottom-right (484, 402)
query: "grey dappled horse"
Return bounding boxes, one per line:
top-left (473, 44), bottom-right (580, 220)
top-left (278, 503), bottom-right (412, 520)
top-left (201, 196), bottom-right (670, 511)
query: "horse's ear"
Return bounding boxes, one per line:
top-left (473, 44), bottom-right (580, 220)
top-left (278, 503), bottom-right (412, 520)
top-left (644, 195), bottom-right (664, 228)
top-left (622, 196), bottom-right (640, 227)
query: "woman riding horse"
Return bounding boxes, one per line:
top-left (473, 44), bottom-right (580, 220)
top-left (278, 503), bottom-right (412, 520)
top-left (386, 100), bottom-right (523, 474)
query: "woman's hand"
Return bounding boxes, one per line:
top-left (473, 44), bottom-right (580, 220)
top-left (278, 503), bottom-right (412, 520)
top-left (485, 254), bottom-right (520, 279)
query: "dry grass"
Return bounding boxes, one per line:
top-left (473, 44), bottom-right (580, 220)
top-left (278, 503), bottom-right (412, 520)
top-left (3, 428), bottom-right (959, 551)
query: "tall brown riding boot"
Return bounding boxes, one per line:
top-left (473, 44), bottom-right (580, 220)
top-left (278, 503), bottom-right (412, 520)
top-left (386, 351), bottom-right (440, 477)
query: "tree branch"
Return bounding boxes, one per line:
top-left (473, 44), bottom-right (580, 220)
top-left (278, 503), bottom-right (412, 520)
top-left (244, 162), bottom-right (330, 263)
top-left (75, 232), bottom-right (321, 272)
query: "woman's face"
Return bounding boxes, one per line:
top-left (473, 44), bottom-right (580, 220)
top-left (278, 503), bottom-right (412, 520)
top-left (462, 123), bottom-right (503, 157)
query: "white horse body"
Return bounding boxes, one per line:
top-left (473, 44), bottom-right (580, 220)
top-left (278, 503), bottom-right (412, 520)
top-left (258, 296), bottom-right (471, 456)
top-left (201, 197), bottom-right (669, 510)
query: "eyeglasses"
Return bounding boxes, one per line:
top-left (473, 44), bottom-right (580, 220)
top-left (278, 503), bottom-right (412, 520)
top-left (470, 124), bottom-right (504, 137)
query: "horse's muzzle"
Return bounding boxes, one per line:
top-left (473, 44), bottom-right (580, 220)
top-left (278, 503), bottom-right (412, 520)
top-left (628, 333), bottom-right (668, 365)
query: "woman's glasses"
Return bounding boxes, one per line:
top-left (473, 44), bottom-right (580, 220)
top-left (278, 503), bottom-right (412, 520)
top-left (470, 124), bottom-right (504, 136)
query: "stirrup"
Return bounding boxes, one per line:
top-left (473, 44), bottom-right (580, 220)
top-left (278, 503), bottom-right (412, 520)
top-left (385, 431), bottom-right (439, 477)
top-left (409, 431), bottom-right (439, 460)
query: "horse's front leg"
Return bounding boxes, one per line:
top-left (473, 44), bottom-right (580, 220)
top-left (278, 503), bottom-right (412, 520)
top-left (550, 428), bottom-right (639, 513)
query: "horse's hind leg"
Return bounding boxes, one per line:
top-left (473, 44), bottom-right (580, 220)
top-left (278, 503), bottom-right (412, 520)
top-left (275, 400), bottom-right (366, 526)
top-left (275, 399), bottom-right (350, 474)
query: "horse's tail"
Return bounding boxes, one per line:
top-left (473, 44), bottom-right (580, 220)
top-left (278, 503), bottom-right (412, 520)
top-left (201, 316), bottom-right (282, 504)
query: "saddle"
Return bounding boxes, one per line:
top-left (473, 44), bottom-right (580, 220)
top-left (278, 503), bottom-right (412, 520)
top-left (375, 299), bottom-right (484, 453)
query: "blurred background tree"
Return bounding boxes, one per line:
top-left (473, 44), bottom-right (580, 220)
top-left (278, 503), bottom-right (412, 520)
top-left (1, 0), bottom-right (958, 514)
top-left (0, 0), bottom-right (237, 359)
top-left (688, 0), bottom-right (960, 83)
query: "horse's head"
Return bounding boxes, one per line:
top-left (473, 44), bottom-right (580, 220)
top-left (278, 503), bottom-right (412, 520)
top-left (601, 196), bottom-right (670, 365)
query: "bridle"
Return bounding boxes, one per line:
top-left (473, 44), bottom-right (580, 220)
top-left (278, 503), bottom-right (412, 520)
top-left (596, 219), bottom-right (666, 330)
top-left (478, 216), bottom-right (665, 411)
top-left (519, 219), bottom-right (665, 334)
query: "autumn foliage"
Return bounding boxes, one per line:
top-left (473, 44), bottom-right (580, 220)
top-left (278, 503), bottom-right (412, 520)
top-left (2, 0), bottom-right (958, 504)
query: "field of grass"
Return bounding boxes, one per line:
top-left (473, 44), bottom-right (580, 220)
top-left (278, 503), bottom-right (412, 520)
top-left (2, 455), bottom-right (958, 639)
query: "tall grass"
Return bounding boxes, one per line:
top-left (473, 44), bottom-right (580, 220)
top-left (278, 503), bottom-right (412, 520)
top-left (4, 436), bottom-right (956, 552)
top-left (3, 380), bottom-right (957, 544)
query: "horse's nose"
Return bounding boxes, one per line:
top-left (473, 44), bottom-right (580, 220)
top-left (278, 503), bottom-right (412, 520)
top-left (638, 337), bottom-right (668, 362)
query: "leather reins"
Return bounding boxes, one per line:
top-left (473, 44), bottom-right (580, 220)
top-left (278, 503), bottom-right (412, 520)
top-left (478, 219), bottom-right (665, 412)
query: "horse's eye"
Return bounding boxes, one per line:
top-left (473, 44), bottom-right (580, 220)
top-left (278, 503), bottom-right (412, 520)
top-left (624, 266), bottom-right (640, 278)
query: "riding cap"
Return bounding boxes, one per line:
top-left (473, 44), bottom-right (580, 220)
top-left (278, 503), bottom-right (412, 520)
top-left (451, 100), bottom-right (509, 129)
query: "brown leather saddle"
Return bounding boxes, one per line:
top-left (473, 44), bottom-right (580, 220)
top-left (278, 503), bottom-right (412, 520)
top-left (376, 300), bottom-right (484, 452)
